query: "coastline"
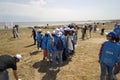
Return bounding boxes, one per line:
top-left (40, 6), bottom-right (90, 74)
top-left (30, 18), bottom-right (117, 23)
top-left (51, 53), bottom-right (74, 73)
top-left (0, 20), bottom-right (112, 29)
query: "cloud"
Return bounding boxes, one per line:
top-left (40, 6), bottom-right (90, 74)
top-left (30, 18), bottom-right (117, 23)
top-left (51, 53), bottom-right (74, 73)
top-left (30, 0), bottom-right (47, 6)
top-left (0, 2), bottom-right (44, 18)
top-left (0, 0), bottom-right (119, 22)
top-left (0, 1), bottom-right (83, 21)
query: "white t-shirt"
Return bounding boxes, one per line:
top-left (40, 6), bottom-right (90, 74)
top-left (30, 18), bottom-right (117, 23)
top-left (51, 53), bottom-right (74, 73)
top-left (102, 25), bottom-right (105, 29)
top-left (68, 35), bottom-right (73, 50)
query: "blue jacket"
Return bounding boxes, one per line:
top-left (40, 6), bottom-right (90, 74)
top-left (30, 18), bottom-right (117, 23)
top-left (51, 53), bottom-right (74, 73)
top-left (101, 41), bottom-right (119, 67)
top-left (47, 36), bottom-right (53, 51)
top-left (113, 27), bottom-right (120, 36)
top-left (117, 42), bottom-right (120, 62)
top-left (52, 35), bottom-right (58, 51)
top-left (73, 33), bottom-right (77, 42)
top-left (36, 32), bottom-right (43, 43)
top-left (61, 34), bottom-right (67, 48)
top-left (41, 35), bottom-right (48, 50)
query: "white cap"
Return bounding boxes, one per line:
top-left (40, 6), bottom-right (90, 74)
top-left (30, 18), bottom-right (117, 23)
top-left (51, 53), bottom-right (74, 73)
top-left (15, 54), bottom-right (22, 60)
top-left (105, 32), bottom-right (109, 35)
top-left (47, 31), bottom-right (50, 34)
top-left (52, 30), bottom-right (56, 34)
top-left (59, 32), bottom-right (63, 35)
top-left (71, 28), bottom-right (75, 31)
top-left (64, 25), bottom-right (68, 28)
top-left (55, 29), bottom-right (60, 34)
top-left (38, 29), bottom-right (42, 32)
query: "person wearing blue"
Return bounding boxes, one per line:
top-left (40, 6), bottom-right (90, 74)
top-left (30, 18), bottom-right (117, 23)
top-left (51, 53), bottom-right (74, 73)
top-left (99, 32), bottom-right (119, 80)
top-left (61, 30), bottom-right (68, 61)
top-left (49, 31), bottom-right (58, 71)
top-left (46, 31), bottom-right (53, 62)
top-left (72, 28), bottom-right (77, 54)
top-left (113, 24), bottom-right (120, 40)
top-left (94, 23), bottom-right (97, 33)
top-left (88, 24), bottom-right (93, 38)
top-left (56, 32), bottom-right (64, 70)
top-left (36, 29), bottom-right (43, 51)
top-left (41, 32), bottom-right (49, 60)
top-left (113, 36), bottom-right (120, 80)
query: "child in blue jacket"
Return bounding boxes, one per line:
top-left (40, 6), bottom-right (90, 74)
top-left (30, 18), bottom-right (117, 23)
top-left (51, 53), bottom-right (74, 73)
top-left (41, 32), bottom-right (49, 60)
top-left (36, 29), bottom-right (43, 51)
top-left (46, 32), bottom-right (53, 62)
top-left (99, 32), bottom-right (119, 80)
top-left (113, 35), bottom-right (120, 80)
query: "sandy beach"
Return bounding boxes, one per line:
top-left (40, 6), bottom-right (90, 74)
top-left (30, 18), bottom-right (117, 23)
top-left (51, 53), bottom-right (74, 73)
top-left (0, 22), bottom-right (120, 80)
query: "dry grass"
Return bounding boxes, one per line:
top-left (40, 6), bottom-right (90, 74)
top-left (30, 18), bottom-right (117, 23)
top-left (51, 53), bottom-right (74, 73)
top-left (0, 22), bottom-right (120, 80)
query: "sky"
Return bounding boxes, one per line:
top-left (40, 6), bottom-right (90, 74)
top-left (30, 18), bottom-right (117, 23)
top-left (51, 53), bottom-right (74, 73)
top-left (0, 0), bottom-right (120, 22)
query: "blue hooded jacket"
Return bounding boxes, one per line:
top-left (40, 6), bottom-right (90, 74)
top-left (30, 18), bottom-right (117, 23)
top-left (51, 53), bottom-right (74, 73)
top-left (101, 41), bottom-right (119, 67)
top-left (47, 35), bottom-right (53, 51)
top-left (61, 34), bottom-right (67, 48)
top-left (113, 27), bottom-right (120, 36)
top-left (52, 35), bottom-right (58, 51)
top-left (41, 35), bottom-right (48, 50)
top-left (117, 42), bottom-right (120, 62)
top-left (36, 32), bottom-right (43, 44)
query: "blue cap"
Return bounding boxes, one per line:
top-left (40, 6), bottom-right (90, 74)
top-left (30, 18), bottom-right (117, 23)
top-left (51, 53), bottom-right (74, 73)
top-left (107, 32), bottom-right (116, 39)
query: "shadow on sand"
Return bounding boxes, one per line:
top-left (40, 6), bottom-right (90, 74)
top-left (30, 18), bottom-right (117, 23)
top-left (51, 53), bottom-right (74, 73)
top-left (30, 50), bottom-right (41, 56)
top-left (32, 60), bottom-right (60, 80)
top-left (32, 57), bottom-right (72, 80)
top-left (24, 44), bottom-right (35, 48)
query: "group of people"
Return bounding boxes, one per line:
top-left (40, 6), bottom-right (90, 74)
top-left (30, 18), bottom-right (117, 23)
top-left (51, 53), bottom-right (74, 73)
top-left (81, 23), bottom-right (98, 40)
top-left (31, 24), bottom-right (78, 71)
top-left (99, 23), bottom-right (120, 80)
top-left (1, 22), bottom-right (120, 80)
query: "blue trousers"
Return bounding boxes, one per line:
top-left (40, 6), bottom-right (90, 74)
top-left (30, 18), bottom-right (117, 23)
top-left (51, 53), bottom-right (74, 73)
top-left (0, 71), bottom-right (9, 80)
top-left (114, 62), bottom-right (120, 75)
top-left (100, 62), bottom-right (113, 80)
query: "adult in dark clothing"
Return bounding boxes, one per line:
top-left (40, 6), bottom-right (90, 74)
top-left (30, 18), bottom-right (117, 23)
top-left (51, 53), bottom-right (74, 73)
top-left (88, 24), bottom-right (93, 38)
top-left (94, 23), bottom-right (97, 33)
top-left (0, 54), bottom-right (22, 80)
top-left (15, 25), bottom-right (19, 33)
top-left (13, 26), bottom-right (18, 39)
top-left (31, 27), bottom-right (36, 45)
top-left (101, 23), bottom-right (105, 35)
top-left (81, 25), bottom-right (87, 40)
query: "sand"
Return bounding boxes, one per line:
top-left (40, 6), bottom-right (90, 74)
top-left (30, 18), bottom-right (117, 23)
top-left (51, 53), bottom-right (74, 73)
top-left (0, 22), bottom-right (120, 80)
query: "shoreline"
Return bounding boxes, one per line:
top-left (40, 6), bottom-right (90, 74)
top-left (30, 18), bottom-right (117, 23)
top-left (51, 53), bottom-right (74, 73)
top-left (0, 20), bottom-right (112, 29)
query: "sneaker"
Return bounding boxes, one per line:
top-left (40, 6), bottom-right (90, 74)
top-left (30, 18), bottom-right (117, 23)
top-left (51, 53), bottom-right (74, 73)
top-left (49, 67), bottom-right (54, 71)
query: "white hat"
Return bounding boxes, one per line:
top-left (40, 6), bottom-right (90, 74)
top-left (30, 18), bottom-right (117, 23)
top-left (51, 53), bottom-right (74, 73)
top-left (15, 54), bottom-right (22, 60)
top-left (52, 30), bottom-right (56, 34)
top-left (38, 29), bottom-right (42, 32)
top-left (71, 28), bottom-right (75, 31)
top-left (105, 32), bottom-right (109, 35)
top-left (47, 31), bottom-right (50, 34)
top-left (55, 29), bottom-right (60, 34)
top-left (64, 25), bottom-right (68, 28)
top-left (58, 32), bottom-right (63, 35)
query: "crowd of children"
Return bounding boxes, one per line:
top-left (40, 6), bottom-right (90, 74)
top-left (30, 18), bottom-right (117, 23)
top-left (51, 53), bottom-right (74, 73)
top-left (34, 24), bottom-right (78, 71)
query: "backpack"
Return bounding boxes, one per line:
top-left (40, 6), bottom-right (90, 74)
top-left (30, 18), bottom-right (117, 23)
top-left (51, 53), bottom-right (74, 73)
top-left (56, 37), bottom-right (64, 50)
